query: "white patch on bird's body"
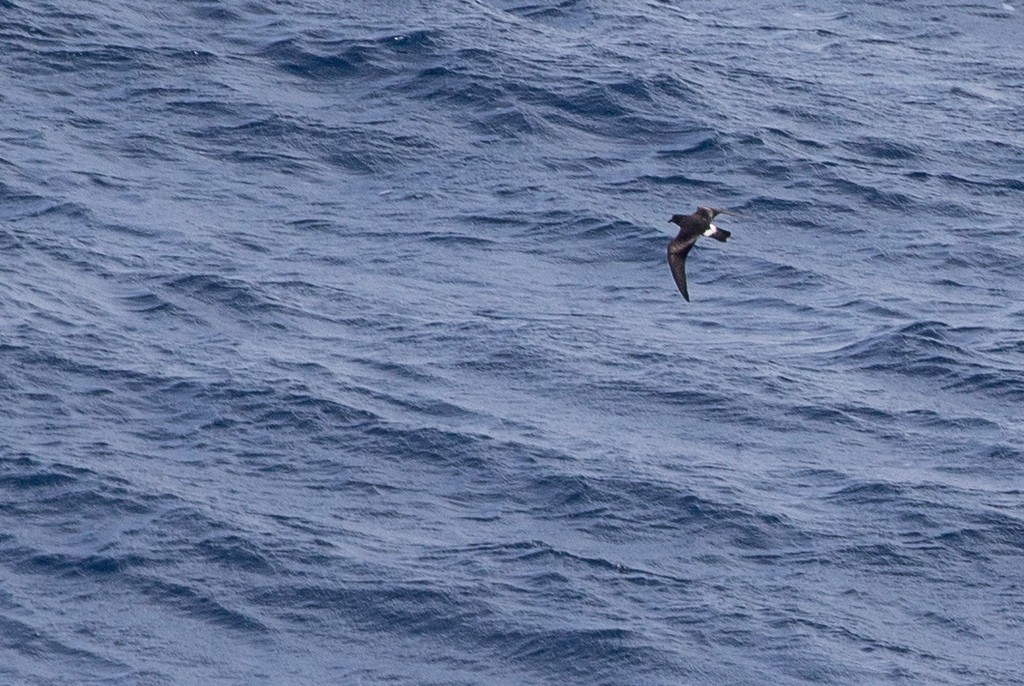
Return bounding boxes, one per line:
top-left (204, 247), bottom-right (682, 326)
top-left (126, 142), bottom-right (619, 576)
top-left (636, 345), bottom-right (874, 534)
top-left (703, 223), bottom-right (718, 236)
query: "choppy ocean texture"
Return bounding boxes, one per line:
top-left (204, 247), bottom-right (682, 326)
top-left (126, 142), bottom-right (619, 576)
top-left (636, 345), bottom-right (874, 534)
top-left (2, 1), bottom-right (1023, 684)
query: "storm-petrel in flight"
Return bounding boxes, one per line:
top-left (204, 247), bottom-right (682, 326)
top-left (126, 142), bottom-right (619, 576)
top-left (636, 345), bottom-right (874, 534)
top-left (667, 207), bottom-right (735, 302)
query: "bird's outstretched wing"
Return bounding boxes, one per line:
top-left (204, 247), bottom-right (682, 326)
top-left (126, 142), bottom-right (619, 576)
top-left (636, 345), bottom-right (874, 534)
top-left (704, 207), bottom-right (744, 219)
top-left (667, 240), bottom-right (696, 302)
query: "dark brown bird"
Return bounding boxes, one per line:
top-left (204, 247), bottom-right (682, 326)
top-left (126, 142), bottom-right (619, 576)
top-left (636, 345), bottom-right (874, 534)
top-left (667, 207), bottom-right (734, 302)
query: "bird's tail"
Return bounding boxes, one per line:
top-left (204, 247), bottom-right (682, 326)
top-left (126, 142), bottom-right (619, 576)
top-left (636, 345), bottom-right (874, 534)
top-left (704, 227), bottom-right (730, 242)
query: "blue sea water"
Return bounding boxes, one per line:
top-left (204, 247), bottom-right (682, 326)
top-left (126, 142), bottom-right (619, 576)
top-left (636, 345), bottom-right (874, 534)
top-left (2, 0), bottom-right (1023, 683)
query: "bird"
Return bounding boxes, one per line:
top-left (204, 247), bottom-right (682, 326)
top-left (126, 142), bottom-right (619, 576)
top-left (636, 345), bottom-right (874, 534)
top-left (666, 207), bottom-right (735, 302)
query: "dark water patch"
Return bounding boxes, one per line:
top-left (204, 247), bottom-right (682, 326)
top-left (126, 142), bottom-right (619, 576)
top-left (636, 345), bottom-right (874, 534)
top-left (118, 291), bottom-right (186, 317)
top-left (494, 0), bottom-right (595, 30)
top-left (900, 407), bottom-right (1002, 433)
top-left (15, 45), bottom-right (195, 77)
top-left (253, 388), bottom-right (381, 436)
top-left (740, 195), bottom-right (824, 217)
top-left (949, 85), bottom-right (990, 101)
top-left (905, 170), bottom-right (1024, 195)
top-left (648, 384), bottom-right (739, 418)
top-left (824, 320), bottom-right (975, 378)
top-left (348, 355), bottom-right (440, 384)
top-left (487, 541), bottom-right (694, 593)
top-left (728, 63), bottom-right (822, 96)
top-left (196, 534), bottom-right (276, 574)
top-left (513, 79), bottom-right (657, 138)
top-left (165, 97), bottom-right (246, 119)
top-left (834, 542), bottom-right (922, 571)
top-left (761, 126), bottom-right (830, 151)
top-left (654, 129), bottom-right (722, 159)
top-left (840, 135), bottom-right (924, 161)
top-left (161, 273), bottom-right (280, 317)
top-left (0, 613), bottom-right (127, 676)
top-left (895, 513), bottom-right (1024, 567)
top-left (133, 575), bottom-right (269, 635)
top-left (825, 177), bottom-right (917, 211)
top-left (742, 259), bottom-right (832, 293)
top-left (260, 38), bottom-right (391, 82)
top-left (12, 199), bottom-right (91, 232)
top-left (0, 456), bottom-right (164, 516)
top-left (490, 626), bottom-right (669, 683)
top-left (524, 472), bottom-right (796, 550)
top-left (68, 169), bottom-right (132, 190)
top-left (973, 443), bottom-right (1024, 465)
top-left (408, 59), bottom-right (699, 141)
top-left (513, 212), bottom-right (651, 262)
top-left (16, 551), bottom-right (145, 578)
top-left (945, 370), bottom-right (1024, 401)
top-left (361, 385), bottom-right (480, 423)
top-left (474, 103), bottom-right (552, 139)
top-left (183, 0), bottom-right (243, 23)
top-left (251, 582), bottom-right (480, 637)
top-left (0, 461), bottom-right (77, 490)
top-left (789, 401), bottom-right (896, 432)
top-left (576, 218), bottom-right (644, 243)
top-left (253, 578), bottom-right (674, 682)
top-left (969, 510), bottom-right (1024, 553)
top-left (827, 480), bottom-right (907, 505)
top-left (818, 479), bottom-right (1024, 564)
top-left (288, 218), bottom-right (342, 235)
top-left (539, 154), bottom-right (631, 175)
top-left (826, 297), bottom-right (912, 319)
top-left (186, 114), bottom-right (437, 174)
top-left (732, 296), bottom-right (816, 315)
top-left (363, 423), bottom-right (496, 472)
top-left (115, 131), bottom-right (179, 162)
top-left (613, 173), bottom-right (712, 190)
top-left (409, 65), bottom-right (507, 107)
top-left (4, 475), bottom-right (165, 521)
top-left (0, 182), bottom-right (54, 221)
top-left (387, 29), bottom-right (441, 54)
top-left (259, 29), bottom-right (441, 83)
top-left (114, 378), bottom-right (387, 454)
top-left (420, 232), bottom-right (499, 248)
top-left (484, 540), bottom-right (693, 588)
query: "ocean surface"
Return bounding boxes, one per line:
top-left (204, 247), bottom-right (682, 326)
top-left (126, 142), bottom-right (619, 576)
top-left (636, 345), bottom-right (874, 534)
top-left (2, 1), bottom-right (1023, 684)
